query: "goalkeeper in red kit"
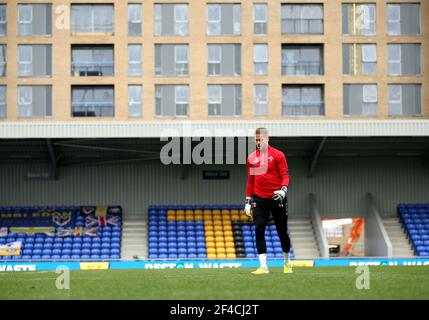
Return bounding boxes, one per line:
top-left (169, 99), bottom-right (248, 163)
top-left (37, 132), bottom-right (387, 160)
top-left (244, 128), bottom-right (292, 274)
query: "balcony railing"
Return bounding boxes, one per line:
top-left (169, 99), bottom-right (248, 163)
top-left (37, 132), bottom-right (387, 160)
top-left (281, 61), bottom-right (323, 75)
top-left (71, 100), bottom-right (114, 117)
top-left (281, 18), bottom-right (323, 34)
top-left (71, 61), bottom-right (114, 76)
top-left (282, 101), bottom-right (324, 116)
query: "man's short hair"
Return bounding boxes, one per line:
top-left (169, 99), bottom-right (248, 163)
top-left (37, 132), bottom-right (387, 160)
top-left (255, 127), bottom-right (269, 136)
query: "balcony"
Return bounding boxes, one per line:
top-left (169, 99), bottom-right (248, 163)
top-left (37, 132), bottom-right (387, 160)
top-left (282, 61), bottom-right (323, 76)
top-left (71, 100), bottom-right (114, 117)
top-left (282, 101), bottom-right (325, 116)
top-left (71, 61), bottom-right (114, 77)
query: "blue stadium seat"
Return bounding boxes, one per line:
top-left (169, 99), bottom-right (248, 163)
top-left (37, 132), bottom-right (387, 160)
top-left (32, 255), bottom-right (42, 259)
top-left (90, 255), bottom-right (100, 259)
top-left (43, 243), bottom-right (53, 249)
top-left (62, 249), bottom-right (72, 255)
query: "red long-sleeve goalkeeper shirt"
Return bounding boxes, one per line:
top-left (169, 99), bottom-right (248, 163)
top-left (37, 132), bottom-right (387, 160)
top-left (246, 145), bottom-right (290, 199)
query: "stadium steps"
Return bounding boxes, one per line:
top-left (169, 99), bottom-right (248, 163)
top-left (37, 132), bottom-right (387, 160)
top-left (121, 217), bottom-right (147, 259)
top-left (288, 218), bottom-right (320, 258)
top-left (382, 217), bottom-right (416, 257)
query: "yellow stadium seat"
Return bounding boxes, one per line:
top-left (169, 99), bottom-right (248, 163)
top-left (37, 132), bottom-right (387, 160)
top-left (185, 216), bottom-right (194, 221)
top-left (213, 220), bottom-right (222, 226)
top-left (213, 209), bottom-right (220, 215)
top-left (167, 216), bottom-right (176, 221)
top-left (203, 210), bottom-right (212, 215)
top-left (226, 247), bottom-right (235, 254)
top-left (231, 215), bottom-right (240, 221)
top-left (223, 231), bottom-right (233, 237)
top-left (167, 210), bottom-right (175, 215)
top-left (216, 242), bottom-right (225, 252)
top-left (205, 230), bottom-right (214, 237)
top-left (206, 236), bottom-right (215, 243)
top-left (207, 253), bottom-right (217, 259)
top-left (204, 219), bottom-right (213, 225)
top-left (231, 210), bottom-right (239, 215)
top-left (213, 225), bottom-right (223, 232)
top-left (216, 253), bottom-right (226, 259)
top-left (226, 253), bottom-right (236, 259)
top-left (222, 210), bottom-right (230, 215)
top-left (215, 237), bottom-right (225, 243)
top-left (194, 210), bottom-right (202, 215)
top-left (223, 224), bottom-right (232, 230)
top-left (206, 242), bottom-right (215, 249)
top-left (225, 242), bottom-right (234, 249)
top-left (214, 230), bottom-right (224, 237)
top-left (216, 247), bottom-right (226, 253)
top-left (176, 210), bottom-right (184, 215)
top-left (194, 214), bottom-right (203, 220)
top-left (212, 216), bottom-right (222, 221)
top-left (224, 236), bottom-right (234, 242)
top-left (207, 247), bottom-right (216, 254)
top-left (185, 210), bottom-right (193, 215)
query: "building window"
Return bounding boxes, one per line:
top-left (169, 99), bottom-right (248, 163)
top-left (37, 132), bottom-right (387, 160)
top-left (71, 86), bottom-right (114, 117)
top-left (155, 44), bottom-right (189, 76)
top-left (0, 85), bottom-right (6, 118)
top-left (343, 84), bottom-right (378, 116)
top-left (128, 44), bottom-right (142, 76)
top-left (155, 85), bottom-right (189, 117)
top-left (254, 4), bottom-right (267, 35)
top-left (387, 4), bottom-right (420, 35)
top-left (388, 44), bottom-right (420, 76)
top-left (343, 44), bottom-right (377, 75)
top-left (388, 84), bottom-right (421, 116)
top-left (128, 85), bottom-right (142, 118)
top-left (18, 85), bottom-right (52, 118)
top-left (207, 4), bottom-right (241, 36)
top-left (208, 84), bottom-right (241, 116)
top-left (71, 45), bottom-right (114, 77)
top-left (0, 45), bottom-right (5, 76)
top-left (0, 5), bottom-right (7, 36)
top-left (254, 44), bottom-right (268, 76)
top-left (71, 4), bottom-right (114, 33)
top-left (18, 4), bottom-right (53, 36)
top-left (18, 45), bottom-right (52, 77)
top-left (207, 44), bottom-right (241, 76)
top-left (154, 4), bottom-right (189, 36)
top-left (342, 3), bottom-right (376, 36)
top-left (281, 4), bottom-right (323, 34)
top-left (282, 44), bottom-right (323, 76)
top-left (282, 85), bottom-right (324, 116)
top-left (128, 4), bottom-right (142, 36)
top-left (254, 84), bottom-right (268, 116)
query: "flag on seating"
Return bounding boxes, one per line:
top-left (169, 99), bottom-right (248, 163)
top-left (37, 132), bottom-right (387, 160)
top-left (0, 227), bottom-right (7, 237)
top-left (0, 241), bottom-right (22, 256)
top-left (57, 227), bottom-right (98, 237)
top-left (10, 227), bottom-right (55, 236)
top-left (96, 207), bottom-right (107, 227)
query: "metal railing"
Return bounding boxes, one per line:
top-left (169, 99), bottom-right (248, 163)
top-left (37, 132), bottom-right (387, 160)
top-left (282, 101), bottom-right (324, 116)
top-left (71, 100), bottom-right (114, 117)
top-left (281, 61), bottom-right (323, 75)
top-left (71, 61), bottom-right (114, 76)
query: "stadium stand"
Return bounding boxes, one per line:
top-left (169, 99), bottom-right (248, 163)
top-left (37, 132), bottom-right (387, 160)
top-left (398, 204), bottom-right (429, 257)
top-left (0, 206), bottom-right (122, 260)
top-left (147, 205), bottom-right (294, 260)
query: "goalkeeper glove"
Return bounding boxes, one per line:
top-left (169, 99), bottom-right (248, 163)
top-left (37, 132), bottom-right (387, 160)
top-left (273, 186), bottom-right (288, 201)
top-left (244, 197), bottom-right (252, 217)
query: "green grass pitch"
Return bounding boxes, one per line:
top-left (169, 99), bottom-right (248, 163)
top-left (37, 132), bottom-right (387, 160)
top-left (1, 266), bottom-right (428, 300)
